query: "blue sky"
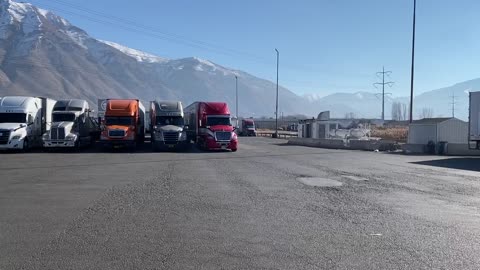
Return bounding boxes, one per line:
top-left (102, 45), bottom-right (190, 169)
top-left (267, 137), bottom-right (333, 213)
top-left (29, 0), bottom-right (480, 97)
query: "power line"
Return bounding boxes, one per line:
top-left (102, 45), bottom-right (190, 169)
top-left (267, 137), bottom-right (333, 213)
top-left (35, 1), bottom-right (274, 66)
top-left (36, 1), bottom-right (368, 76)
top-left (47, 0), bottom-right (271, 62)
top-left (38, 3), bottom-right (271, 65)
top-left (373, 66), bottom-right (394, 121)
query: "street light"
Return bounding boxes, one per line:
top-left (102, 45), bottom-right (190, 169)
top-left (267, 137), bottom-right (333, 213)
top-left (235, 75), bottom-right (238, 127)
top-left (409, 0), bottom-right (416, 123)
top-left (274, 48), bottom-right (279, 138)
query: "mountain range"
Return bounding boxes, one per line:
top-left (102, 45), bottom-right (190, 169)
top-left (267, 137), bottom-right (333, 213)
top-left (0, 0), bottom-right (473, 120)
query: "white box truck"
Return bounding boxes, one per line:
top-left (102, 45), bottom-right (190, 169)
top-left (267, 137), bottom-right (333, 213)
top-left (0, 96), bottom-right (56, 151)
top-left (469, 91), bottom-right (480, 149)
top-left (43, 99), bottom-right (99, 149)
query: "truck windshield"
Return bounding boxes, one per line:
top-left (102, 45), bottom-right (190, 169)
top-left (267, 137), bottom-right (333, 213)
top-left (105, 116), bottom-right (134, 126)
top-left (0, 113), bottom-right (27, 123)
top-left (245, 125), bottom-right (255, 129)
top-left (53, 113), bottom-right (76, 122)
top-left (207, 116), bottom-right (231, 126)
top-left (156, 116), bottom-right (184, 126)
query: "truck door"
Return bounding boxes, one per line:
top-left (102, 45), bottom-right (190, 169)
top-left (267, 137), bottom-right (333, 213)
top-left (40, 98), bottom-right (47, 136)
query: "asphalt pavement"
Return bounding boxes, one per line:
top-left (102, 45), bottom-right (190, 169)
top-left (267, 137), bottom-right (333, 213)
top-left (1, 137), bottom-right (480, 269)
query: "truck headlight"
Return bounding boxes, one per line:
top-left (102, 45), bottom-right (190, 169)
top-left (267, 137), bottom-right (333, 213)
top-left (179, 131), bottom-right (187, 141)
top-left (42, 132), bottom-right (49, 140)
top-left (11, 135), bottom-right (22, 140)
top-left (65, 134), bottom-right (77, 141)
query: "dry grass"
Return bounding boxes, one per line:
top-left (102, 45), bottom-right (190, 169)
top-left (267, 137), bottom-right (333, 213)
top-left (371, 127), bottom-right (408, 142)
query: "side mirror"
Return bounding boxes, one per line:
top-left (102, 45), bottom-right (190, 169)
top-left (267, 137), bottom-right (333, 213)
top-left (20, 123), bottom-right (27, 128)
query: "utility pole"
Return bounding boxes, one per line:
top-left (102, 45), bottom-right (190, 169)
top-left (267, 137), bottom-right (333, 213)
top-left (235, 75), bottom-right (238, 127)
top-left (450, 92), bottom-right (457, 118)
top-left (274, 48), bottom-right (279, 138)
top-left (374, 66), bottom-right (394, 121)
top-left (409, 0), bottom-right (416, 123)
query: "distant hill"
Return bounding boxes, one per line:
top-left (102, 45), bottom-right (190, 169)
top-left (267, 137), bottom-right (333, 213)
top-left (0, 0), bottom-right (306, 117)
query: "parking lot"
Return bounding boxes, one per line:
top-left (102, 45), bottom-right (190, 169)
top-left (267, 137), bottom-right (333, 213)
top-left (1, 137), bottom-right (480, 269)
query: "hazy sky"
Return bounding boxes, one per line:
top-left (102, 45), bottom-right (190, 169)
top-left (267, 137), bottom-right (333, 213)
top-left (30, 0), bottom-right (480, 97)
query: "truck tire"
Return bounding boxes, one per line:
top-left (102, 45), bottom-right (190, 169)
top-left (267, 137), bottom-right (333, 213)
top-left (22, 138), bottom-right (30, 153)
top-left (231, 148), bottom-right (237, 152)
top-left (74, 140), bottom-right (80, 152)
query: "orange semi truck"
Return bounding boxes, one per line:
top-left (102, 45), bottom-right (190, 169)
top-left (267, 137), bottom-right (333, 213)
top-left (100, 99), bottom-right (146, 149)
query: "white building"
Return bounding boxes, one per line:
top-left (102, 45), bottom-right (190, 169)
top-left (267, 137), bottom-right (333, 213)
top-left (298, 111), bottom-right (340, 139)
top-left (407, 117), bottom-right (467, 144)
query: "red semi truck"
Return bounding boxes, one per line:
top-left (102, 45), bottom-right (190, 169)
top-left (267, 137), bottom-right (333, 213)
top-left (184, 102), bottom-right (238, 151)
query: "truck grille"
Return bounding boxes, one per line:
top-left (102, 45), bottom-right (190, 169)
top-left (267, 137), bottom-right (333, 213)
top-left (163, 132), bottom-right (179, 144)
top-left (51, 127), bottom-right (66, 140)
top-left (0, 130), bottom-right (10, 144)
top-left (109, 130), bottom-right (126, 137)
top-left (215, 131), bottom-right (231, 141)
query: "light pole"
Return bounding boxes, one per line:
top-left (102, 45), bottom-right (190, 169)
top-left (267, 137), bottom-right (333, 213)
top-left (235, 75), bottom-right (238, 127)
top-left (409, 0), bottom-right (416, 123)
top-left (274, 48), bottom-right (279, 138)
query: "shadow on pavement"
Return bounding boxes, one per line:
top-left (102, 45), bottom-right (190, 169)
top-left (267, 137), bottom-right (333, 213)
top-left (412, 158), bottom-right (480, 172)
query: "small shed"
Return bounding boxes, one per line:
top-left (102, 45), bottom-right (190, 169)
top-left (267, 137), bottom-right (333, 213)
top-left (407, 117), bottom-right (467, 144)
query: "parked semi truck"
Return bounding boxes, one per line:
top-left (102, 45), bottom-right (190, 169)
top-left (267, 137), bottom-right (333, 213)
top-left (150, 100), bottom-right (189, 151)
top-left (100, 99), bottom-right (146, 149)
top-left (43, 99), bottom-right (99, 149)
top-left (238, 118), bottom-right (257, 136)
top-left (469, 91), bottom-right (480, 149)
top-left (0, 96), bottom-right (56, 151)
top-left (184, 101), bottom-right (238, 151)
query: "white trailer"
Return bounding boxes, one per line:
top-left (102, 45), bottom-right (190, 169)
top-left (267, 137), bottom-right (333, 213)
top-left (43, 99), bottom-right (99, 149)
top-left (0, 96), bottom-right (56, 151)
top-left (469, 91), bottom-right (480, 149)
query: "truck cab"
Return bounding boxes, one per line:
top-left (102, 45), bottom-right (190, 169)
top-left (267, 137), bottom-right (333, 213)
top-left (240, 119), bottom-right (257, 136)
top-left (100, 99), bottom-right (145, 149)
top-left (43, 99), bottom-right (98, 149)
top-left (0, 96), bottom-right (55, 151)
top-left (150, 101), bottom-right (188, 151)
top-left (185, 102), bottom-right (238, 152)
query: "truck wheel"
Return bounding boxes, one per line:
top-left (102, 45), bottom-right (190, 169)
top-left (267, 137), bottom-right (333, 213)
top-left (231, 148), bottom-right (238, 152)
top-left (22, 139), bottom-right (30, 153)
top-left (74, 141), bottom-right (80, 152)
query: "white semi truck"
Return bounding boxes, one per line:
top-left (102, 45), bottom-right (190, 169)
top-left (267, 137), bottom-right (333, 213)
top-left (149, 100), bottom-right (189, 151)
top-left (469, 91), bottom-right (480, 149)
top-left (0, 96), bottom-right (56, 151)
top-left (43, 99), bottom-right (99, 149)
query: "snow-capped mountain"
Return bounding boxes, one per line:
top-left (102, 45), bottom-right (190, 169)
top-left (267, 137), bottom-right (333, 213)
top-left (0, 0), bottom-right (475, 120)
top-left (0, 0), bottom-right (305, 116)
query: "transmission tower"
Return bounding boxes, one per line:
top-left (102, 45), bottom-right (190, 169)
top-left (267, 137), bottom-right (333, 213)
top-left (374, 66), bottom-right (394, 121)
top-left (450, 92), bottom-right (457, 118)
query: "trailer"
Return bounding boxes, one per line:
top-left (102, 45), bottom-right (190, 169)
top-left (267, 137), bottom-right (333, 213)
top-left (469, 91), bottom-right (480, 149)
